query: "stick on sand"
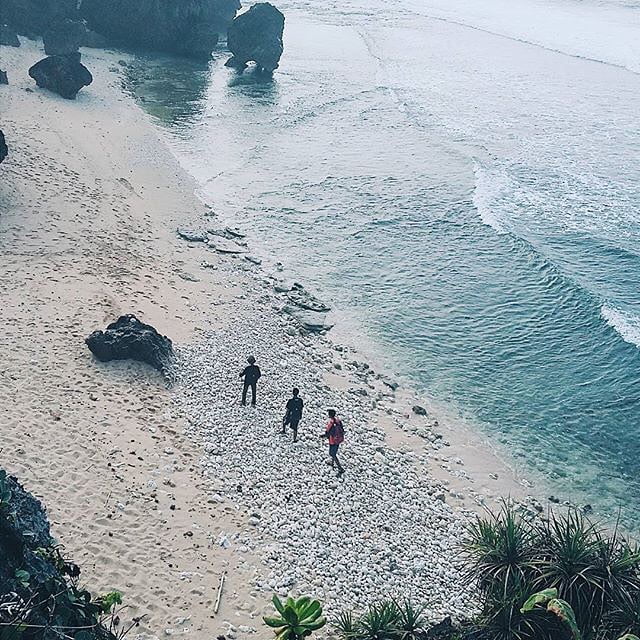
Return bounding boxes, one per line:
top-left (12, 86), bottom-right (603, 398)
top-left (214, 570), bottom-right (226, 615)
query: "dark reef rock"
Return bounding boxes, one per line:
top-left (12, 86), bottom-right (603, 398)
top-left (28, 53), bottom-right (93, 99)
top-left (80, 0), bottom-right (240, 59)
top-left (226, 2), bottom-right (285, 73)
top-left (0, 131), bottom-right (7, 164)
top-left (0, 24), bottom-right (20, 47)
top-left (0, 70), bottom-right (7, 85)
top-left (86, 314), bottom-right (174, 374)
top-left (43, 18), bottom-right (87, 56)
top-left (2, 0), bottom-right (78, 37)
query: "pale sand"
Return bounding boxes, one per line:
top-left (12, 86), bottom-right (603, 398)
top-left (0, 39), bottom-right (536, 639)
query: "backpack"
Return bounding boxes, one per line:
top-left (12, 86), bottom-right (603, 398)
top-left (330, 418), bottom-right (345, 444)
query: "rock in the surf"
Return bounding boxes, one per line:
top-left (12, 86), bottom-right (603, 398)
top-left (80, 0), bottom-right (240, 59)
top-left (0, 131), bottom-right (7, 164)
top-left (286, 282), bottom-right (331, 313)
top-left (43, 18), bottom-right (87, 56)
top-left (0, 24), bottom-right (20, 47)
top-left (0, 70), bottom-right (8, 85)
top-left (86, 314), bottom-right (174, 374)
top-left (226, 2), bottom-right (285, 73)
top-left (28, 54), bottom-right (92, 99)
top-left (282, 305), bottom-right (334, 334)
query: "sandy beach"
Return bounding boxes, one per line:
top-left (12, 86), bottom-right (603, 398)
top-left (0, 38), bottom-right (540, 639)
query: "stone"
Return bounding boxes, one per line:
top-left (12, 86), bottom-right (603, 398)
top-left (209, 237), bottom-right (245, 254)
top-left (85, 314), bottom-right (174, 375)
top-left (177, 227), bottom-right (208, 242)
top-left (226, 3), bottom-right (285, 74)
top-left (0, 70), bottom-right (7, 85)
top-left (0, 130), bottom-right (7, 164)
top-left (28, 53), bottom-right (92, 99)
top-left (286, 283), bottom-right (330, 312)
top-left (2, 0), bottom-right (78, 38)
top-left (43, 18), bottom-right (87, 55)
top-left (412, 405), bottom-right (427, 416)
top-left (282, 305), bottom-right (333, 334)
top-left (80, 0), bottom-right (240, 59)
top-left (0, 24), bottom-right (20, 47)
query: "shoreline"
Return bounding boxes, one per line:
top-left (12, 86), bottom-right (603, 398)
top-left (1, 36), bottom-right (548, 639)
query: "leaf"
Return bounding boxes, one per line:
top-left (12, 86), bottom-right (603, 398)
top-left (520, 588), bottom-right (558, 613)
top-left (618, 636), bottom-right (640, 640)
top-left (282, 605), bottom-right (299, 626)
top-left (303, 616), bottom-right (327, 631)
top-left (299, 600), bottom-right (322, 622)
top-left (547, 599), bottom-right (581, 640)
top-left (272, 594), bottom-right (286, 616)
top-left (263, 616), bottom-right (287, 628)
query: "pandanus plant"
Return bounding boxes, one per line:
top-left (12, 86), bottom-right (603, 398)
top-left (263, 595), bottom-right (327, 640)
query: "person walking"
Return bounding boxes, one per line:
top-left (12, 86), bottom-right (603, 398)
top-left (282, 388), bottom-right (303, 442)
top-left (321, 408), bottom-right (345, 476)
top-left (239, 355), bottom-right (261, 406)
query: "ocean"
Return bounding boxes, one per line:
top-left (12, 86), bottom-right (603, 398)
top-left (124, 0), bottom-right (640, 527)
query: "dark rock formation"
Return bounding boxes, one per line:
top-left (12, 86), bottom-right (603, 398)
top-left (0, 469), bottom-right (118, 637)
top-left (80, 0), bottom-right (240, 59)
top-left (286, 283), bottom-right (330, 312)
top-left (28, 53), bottom-right (93, 99)
top-left (84, 28), bottom-right (109, 49)
top-left (43, 18), bottom-right (87, 56)
top-left (226, 3), bottom-right (285, 73)
top-left (0, 70), bottom-right (7, 85)
top-left (1, 0), bottom-right (78, 37)
top-left (0, 131), bottom-right (7, 164)
top-left (413, 405), bottom-right (428, 416)
top-left (0, 24), bottom-right (20, 46)
top-left (86, 314), bottom-right (174, 374)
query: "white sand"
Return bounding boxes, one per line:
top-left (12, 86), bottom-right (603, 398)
top-left (0, 38), bottom-right (537, 639)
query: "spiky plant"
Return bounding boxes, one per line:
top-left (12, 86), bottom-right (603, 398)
top-left (392, 599), bottom-right (427, 640)
top-left (263, 595), bottom-right (327, 640)
top-left (355, 601), bottom-right (401, 640)
top-left (334, 610), bottom-right (358, 639)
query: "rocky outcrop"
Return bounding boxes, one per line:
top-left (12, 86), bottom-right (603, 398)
top-left (28, 53), bottom-right (93, 99)
top-left (1, 0), bottom-right (78, 38)
top-left (43, 18), bottom-right (87, 56)
top-left (0, 131), bottom-right (7, 164)
top-left (226, 2), bottom-right (285, 73)
top-left (86, 314), bottom-right (174, 374)
top-left (80, 0), bottom-right (241, 59)
top-left (0, 70), bottom-right (7, 85)
top-left (0, 24), bottom-right (20, 46)
top-left (0, 469), bottom-right (118, 638)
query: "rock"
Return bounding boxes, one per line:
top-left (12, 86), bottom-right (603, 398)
top-left (28, 53), bottom-right (92, 99)
top-left (85, 314), bottom-right (174, 375)
top-left (282, 305), bottom-right (333, 334)
top-left (2, 0), bottom-right (78, 38)
top-left (412, 405), bottom-right (427, 416)
top-left (426, 617), bottom-right (457, 639)
top-left (286, 283), bottom-right (330, 312)
top-left (0, 24), bottom-right (20, 47)
top-left (80, 0), bottom-right (241, 59)
top-left (177, 227), bottom-right (208, 242)
top-left (209, 237), bottom-right (245, 254)
top-left (226, 2), bottom-right (285, 74)
top-left (43, 18), bottom-right (87, 56)
top-left (0, 130), bottom-right (7, 164)
top-left (83, 28), bottom-right (109, 48)
top-left (549, 495), bottom-right (561, 504)
top-left (0, 70), bottom-right (7, 85)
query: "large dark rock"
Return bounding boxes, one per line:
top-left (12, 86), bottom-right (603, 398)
top-left (43, 18), bottom-right (87, 56)
top-left (86, 314), bottom-right (174, 374)
top-left (0, 70), bottom-right (7, 85)
top-left (28, 53), bottom-right (93, 99)
top-left (80, 0), bottom-right (240, 59)
top-left (226, 2), bottom-right (285, 74)
top-left (0, 131), bottom-right (7, 164)
top-left (1, 0), bottom-right (78, 37)
top-left (0, 24), bottom-right (20, 46)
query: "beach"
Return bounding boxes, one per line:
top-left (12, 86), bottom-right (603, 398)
top-left (0, 38), bottom-right (543, 638)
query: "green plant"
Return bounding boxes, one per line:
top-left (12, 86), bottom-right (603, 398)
top-left (335, 610), bottom-right (358, 639)
top-left (393, 599), bottom-right (427, 640)
top-left (0, 470), bottom-right (11, 512)
top-left (349, 601), bottom-right (400, 640)
top-left (263, 595), bottom-right (327, 639)
top-left (521, 588), bottom-right (580, 640)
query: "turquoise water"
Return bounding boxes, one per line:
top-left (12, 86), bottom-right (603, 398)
top-left (125, 0), bottom-right (640, 526)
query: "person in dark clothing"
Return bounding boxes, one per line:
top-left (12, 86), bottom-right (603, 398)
top-left (240, 355), bottom-right (261, 406)
top-left (282, 388), bottom-right (303, 442)
top-left (321, 408), bottom-right (345, 476)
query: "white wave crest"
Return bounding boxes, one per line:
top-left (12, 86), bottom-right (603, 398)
top-left (601, 305), bottom-right (640, 347)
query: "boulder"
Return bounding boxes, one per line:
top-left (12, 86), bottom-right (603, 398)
top-left (43, 18), bottom-right (87, 56)
top-left (0, 131), bottom-right (7, 164)
top-left (80, 0), bottom-right (241, 59)
top-left (0, 70), bottom-right (7, 85)
top-left (282, 305), bottom-right (333, 334)
top-left (85, 314), bottom-right (174, 374)
top-left (285, 282), bottom-right (330, 312)
top-left (28, 53), bottom-right (93, 99)
top-left (226, 2), bottom-right (285, 73)
top-left (1, 0), bottom-right (78, 37)
top-left (0, 24), bottom-right (20, 47)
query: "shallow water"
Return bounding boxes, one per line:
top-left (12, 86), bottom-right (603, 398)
top-left (124, 0), bottom-right (640, 527)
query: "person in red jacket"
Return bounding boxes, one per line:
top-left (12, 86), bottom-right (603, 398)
top-left (321, 409), bottom-right (345, 476)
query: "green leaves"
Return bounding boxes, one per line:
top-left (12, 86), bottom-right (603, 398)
top-left (520, 588), bottom-right (558, 612)
top-left (14, 570), bottom-right (30, 588)
top-left (96, 590), bottom-right (123, 613)
top-left (263, 595), bottom-right (327, 640)
top-left (546, 599), bottom-right (580, 640)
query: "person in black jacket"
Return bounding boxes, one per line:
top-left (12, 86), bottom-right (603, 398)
top-left (240, 355), bottom-right (261, 406)
top-left (282, 388), bottom-right (303, 442)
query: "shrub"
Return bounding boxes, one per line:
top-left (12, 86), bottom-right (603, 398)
top-left (263, 595), bottom-right (327, 639)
